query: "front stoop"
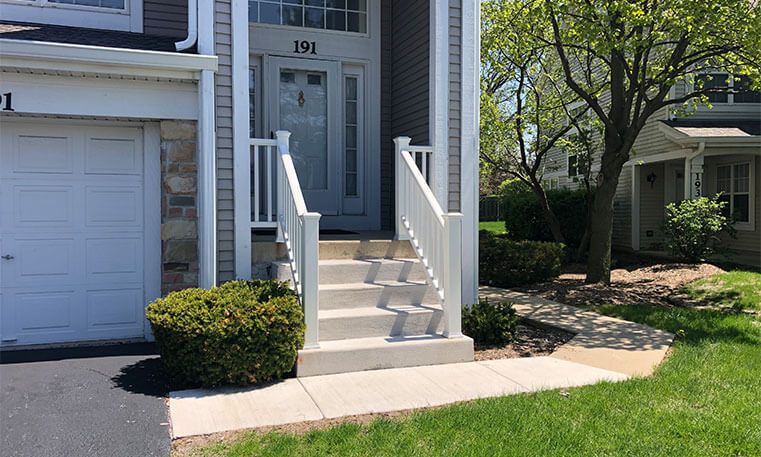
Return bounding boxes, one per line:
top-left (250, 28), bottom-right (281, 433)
top-left (296, 335), bottom-right (474, 377)
top-left (273, 239), bottom-right (474, 377)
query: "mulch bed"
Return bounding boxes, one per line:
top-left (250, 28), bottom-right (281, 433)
top-left (517, 258), bottom-right (725, 309)
top-left (474, 322), bottom-right (575, 361)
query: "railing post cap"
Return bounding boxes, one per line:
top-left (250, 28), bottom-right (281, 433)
top-left (443, 212), bottom-right (464, 219)
top-left (303, 212), bottom-right (322, 220)
top-left (275, 130), bottom-right (292, 140)
top-left (394, 136), bottom-right (412, 145)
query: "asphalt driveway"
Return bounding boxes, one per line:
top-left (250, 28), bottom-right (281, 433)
top-left (0, 343), bottom-right (170, 457)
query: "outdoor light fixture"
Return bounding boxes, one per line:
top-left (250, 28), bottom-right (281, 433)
top-left (647, 172), bottom-right (657, 188)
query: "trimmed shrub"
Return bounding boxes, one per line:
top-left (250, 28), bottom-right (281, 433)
top-left (502, 184), bottom-right (590, 247)
top-left (146, 280), bottom-right (305, 388)
top-left (462, 299), bottom-right (519, 346)
top-left (479, 230), bottom-right (564, 287)
top-left (663, 195), bottom-right (733, 263)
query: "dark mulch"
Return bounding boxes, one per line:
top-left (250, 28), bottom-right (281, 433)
top-left (474, 322), bottom-right (575, 361)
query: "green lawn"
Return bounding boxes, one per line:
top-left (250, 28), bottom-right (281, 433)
top-left (479, 221), bottom-right (505, 234)
top-left (191, 304), bottom-right (761, 456)
top-left (683, 271), bottom-right (761, 311)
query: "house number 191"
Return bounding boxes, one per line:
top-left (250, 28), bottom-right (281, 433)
top-left (0, 92), bottom-right (14, 112)
top-left (293, 40), bottom-right (317, 55)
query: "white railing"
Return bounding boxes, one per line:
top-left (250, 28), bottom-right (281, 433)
top-left (273, 131), bottom-right (321, 349)
top-left (250, 138), bottom-right (278, 228)
top-left (394, 136), bottom-right (462, 338)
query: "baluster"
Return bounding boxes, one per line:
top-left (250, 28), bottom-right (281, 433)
top-left (267, 145), bottom-right (273, 222)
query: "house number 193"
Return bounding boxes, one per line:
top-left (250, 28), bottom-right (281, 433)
top-left (293, 40), bottom-right (317, 55)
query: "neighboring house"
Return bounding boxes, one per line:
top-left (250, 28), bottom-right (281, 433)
top-left (0, 1), bottom-right (481, 376)
top-left (542, 78), bottom-right (761, 268)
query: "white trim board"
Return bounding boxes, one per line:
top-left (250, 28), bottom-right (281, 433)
top-left (0, 39), bottom-right (218, 80)
top-left (430, 0), bottom-right (450, 210)
top-left (0, 71), bottom-right (199, 120)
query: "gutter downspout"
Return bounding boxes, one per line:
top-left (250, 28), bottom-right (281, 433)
top-left (175, 0), bottom-right (198, 51)
top-left (178, 0), bottom-right (217, 288)
top-left (684, 142), bottom-right (705, 199)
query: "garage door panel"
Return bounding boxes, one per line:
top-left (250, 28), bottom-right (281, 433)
top-left (86, 237), bottom-right (143, 283)
top-left (14, 135), bottom-right (73, 174)
top-left (85, 187), bottom-right (142, 227)
top-left (85, 137), bottom-right (141, 175)
top-left (15, 238), bottom-right (79, 285)
top-left (86, 288), bottom-right (142, 329)
top-left (14, 186), bottom-right (75, 226)
top-left (14, 289), bottom-right (76, 332)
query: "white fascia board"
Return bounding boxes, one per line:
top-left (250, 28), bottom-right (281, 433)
top-left (0, 38), bottom-right (218, 79)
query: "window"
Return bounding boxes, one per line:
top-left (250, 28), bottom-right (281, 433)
top-left (567, 154), bottom-right (588, 179)
top-left (717, 163), bottom-right (751, 224)
top-left (48, 0), bottom-right (125, 8)
top-left (249, 67), bottom-right (257, 138)
top-left (249, 0), bottom-right (367, 33)
top-left (344, 76), bottom-right (359, 196)
top-left (542, 177), bottom-right (559, 190)
top-left (695, 73), bottom-right (761, 104)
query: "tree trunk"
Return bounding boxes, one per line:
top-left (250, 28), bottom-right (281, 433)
top-left (531, 184), bottom-right (566, 244)
top-left (585, 145), bottom-right (628, 284)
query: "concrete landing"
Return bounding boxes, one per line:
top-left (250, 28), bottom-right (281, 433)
top-left (169, 356), bottom-right (626, 438)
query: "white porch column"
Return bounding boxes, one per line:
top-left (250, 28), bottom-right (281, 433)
top-left (232, 0), bottom-right (252, 279)
top-left (429, 0), bottom-right (449, 210)
top-left (688, 155), bottom-right (706, 199)
top-left (460, 0), bottom-right (480, 305)
top-left (197, 0), bottom-right (217, 288)
top-left (631, 165), bottom-right (641, 251)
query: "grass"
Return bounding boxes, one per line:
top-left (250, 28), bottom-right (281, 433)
top-left (189, 305), bottom-right (761, 457)
top-left (479, 221), bottom-right (506, 234)
top-left (683, 271), bottom-right (761, 311)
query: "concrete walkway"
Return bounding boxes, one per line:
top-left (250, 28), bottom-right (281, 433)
top-left (169, 289), bottom-right (673, 439)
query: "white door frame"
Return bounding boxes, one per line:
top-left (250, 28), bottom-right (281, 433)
top-left (0, 117), bottom-right (161, 345)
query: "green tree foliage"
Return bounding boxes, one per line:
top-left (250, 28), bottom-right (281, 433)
top-left (484, 0), bottom-right (761, 283)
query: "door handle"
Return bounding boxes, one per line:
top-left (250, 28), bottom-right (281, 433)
top-left (1, 255), bottom-right (14, 260)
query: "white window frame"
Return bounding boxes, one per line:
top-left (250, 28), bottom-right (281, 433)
top-left (716, 159), bottom-right (755, 231)
top-left (248, 0), bottom-right (370, 38)
top-left (0, 0), bottom-right (143, 32)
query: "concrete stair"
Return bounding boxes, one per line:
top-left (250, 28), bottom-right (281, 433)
top-left (272, 239), bottom-right (473, 377)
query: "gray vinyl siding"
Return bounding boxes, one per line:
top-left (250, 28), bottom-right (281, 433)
top-left (382, 0), bottom-right (430, 229)
top-left (215, 0), bottom-right (235, 282)
top-left (612, 167), bottom-right (632, 249)
top-left (448, 0), bottom-right (461, 212)
top-left (672, 80), bottom-right (761, 120)
top-left (143, 0), bottom-right (188, 38)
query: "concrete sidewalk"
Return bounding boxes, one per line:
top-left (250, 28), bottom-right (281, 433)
top-left (170, 356), bottom-right (627, 438)
top-left (169, 289), bottom-right (673, 439)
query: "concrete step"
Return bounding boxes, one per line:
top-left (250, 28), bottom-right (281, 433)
top-left (319, 281), bottom-right (441, 310)
top-left (273, 258), bottom-right (428, 285)
top-left (319, 240), bottom-right (417, 260)
top-left (296, 335), bottom-right (474, 377)
top-left (319, 305), bottom-right (444, 341)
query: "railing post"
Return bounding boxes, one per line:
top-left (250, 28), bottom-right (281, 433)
top-left (275, 131), bottom-right (291, 243)
top-left (393, 136), bottom-right (411, 240)
top-left (442, 213), bottom-right (463, 338)
top-left (302, 212), bottom-right (321, 349)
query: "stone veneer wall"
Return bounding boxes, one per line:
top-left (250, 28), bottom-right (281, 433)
top-left (160, 121), bottom-right (200, 294)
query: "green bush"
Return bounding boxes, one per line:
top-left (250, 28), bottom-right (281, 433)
top-left (146, 280), bottom-right (305, 388)
top-left (462, 299), bottom-right (519, 346)
top-left (663, 195), bottom-right (733, 263)
top-left (479, 230), bottom-right (564, 287)
top-left (502, 184), bottom-right (590, 247)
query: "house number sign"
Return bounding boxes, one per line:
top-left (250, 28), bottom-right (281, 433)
top-left (293, 40), bottom-right (317, 55)
top-left (693, 173), bottom-right (702, 198)
top-left (0, 92), bottom-right (14, 112)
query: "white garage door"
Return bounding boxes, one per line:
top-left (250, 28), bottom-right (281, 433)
top-left (0, 122), bottom-right (149, 346)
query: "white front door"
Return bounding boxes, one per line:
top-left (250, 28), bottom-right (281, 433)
top-left (268, 57), bottom-right (341, 215)
top-left (0, 122), bottom-right (149, 346)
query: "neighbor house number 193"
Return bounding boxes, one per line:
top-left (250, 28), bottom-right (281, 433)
top-left (293, 40), bottom-right (317, 55)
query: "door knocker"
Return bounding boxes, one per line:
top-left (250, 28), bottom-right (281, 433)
top-left (298, 90), bottom-right (305, 107)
